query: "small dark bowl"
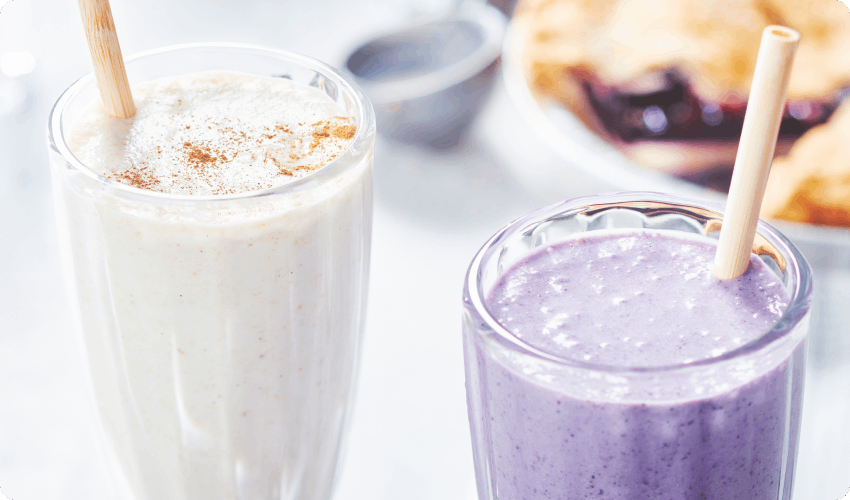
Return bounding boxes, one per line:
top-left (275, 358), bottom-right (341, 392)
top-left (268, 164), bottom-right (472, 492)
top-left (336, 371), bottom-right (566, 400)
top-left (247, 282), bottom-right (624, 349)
top-left (345, 2), bottom-right (506, 148)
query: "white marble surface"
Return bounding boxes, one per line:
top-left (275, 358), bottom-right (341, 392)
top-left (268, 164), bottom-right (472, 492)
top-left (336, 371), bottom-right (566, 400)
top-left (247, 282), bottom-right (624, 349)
top-left (1, 1), bottom-right (849, 499)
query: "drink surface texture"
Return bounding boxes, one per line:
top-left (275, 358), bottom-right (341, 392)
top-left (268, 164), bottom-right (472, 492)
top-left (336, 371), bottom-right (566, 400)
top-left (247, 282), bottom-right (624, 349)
top-left (487, 231), bottom-right (787, 367)
top-left (68, 71), bottom-right (356, 195)
top-left (53, 70), bottom-right (372, 500)
top-left (464, 230), bottom-right (805, 500)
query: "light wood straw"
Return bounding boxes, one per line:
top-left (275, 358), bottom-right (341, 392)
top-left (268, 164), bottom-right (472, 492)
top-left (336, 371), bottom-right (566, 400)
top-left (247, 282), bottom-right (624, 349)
top-left (78, 0), bottom-right (135, 118)
top-left (712, 26), bottom-right (799, 280)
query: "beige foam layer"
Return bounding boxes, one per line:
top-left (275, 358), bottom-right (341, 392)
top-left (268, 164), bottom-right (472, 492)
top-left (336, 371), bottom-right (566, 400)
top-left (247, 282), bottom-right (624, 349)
top-left (68, 71), bottom-right (356, 196)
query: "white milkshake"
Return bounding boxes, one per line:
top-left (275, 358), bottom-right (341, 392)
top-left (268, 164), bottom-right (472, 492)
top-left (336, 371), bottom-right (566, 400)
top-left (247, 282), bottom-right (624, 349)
top-left (49, 47), bottom-right (374, 500)
top-left (69, 71), bottom-right (358, 196)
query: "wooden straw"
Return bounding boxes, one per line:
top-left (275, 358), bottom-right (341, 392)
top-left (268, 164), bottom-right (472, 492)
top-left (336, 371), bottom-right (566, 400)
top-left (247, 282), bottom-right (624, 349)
top-left (77, 0), bottom-right (135, 118)
top-left (712, 26), bottom-right (799, 280)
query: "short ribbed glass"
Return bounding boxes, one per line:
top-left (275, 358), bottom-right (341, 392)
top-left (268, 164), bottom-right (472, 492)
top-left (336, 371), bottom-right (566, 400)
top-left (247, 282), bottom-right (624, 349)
top-left (48, 44), bottom-right (376, 500)
top-left (463, 192), bottom-right (813, 500)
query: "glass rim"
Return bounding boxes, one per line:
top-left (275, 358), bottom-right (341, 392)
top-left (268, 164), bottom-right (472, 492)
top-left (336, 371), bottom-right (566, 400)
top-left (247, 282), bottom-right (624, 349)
top-left (464, 191), bottom-right (813, 375)
top-left (47, 42), bottom-right (376, 204)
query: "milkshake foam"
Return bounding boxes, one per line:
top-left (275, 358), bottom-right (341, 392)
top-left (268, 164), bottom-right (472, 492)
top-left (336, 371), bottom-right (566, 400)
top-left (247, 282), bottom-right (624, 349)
top-left (53, 67), bottom-right (372, 500)
top-left (68, 71), bottom-right (356, 195)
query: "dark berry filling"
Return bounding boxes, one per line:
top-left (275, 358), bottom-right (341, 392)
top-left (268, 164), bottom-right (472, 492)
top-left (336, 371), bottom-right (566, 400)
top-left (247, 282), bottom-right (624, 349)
top-left (583, 71), bottom-right (846, 143)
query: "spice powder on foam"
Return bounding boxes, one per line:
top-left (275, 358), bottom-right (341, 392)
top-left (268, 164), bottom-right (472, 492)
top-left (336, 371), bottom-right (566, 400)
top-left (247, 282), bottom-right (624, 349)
top-left (106, 117), bottom-right (357, 195)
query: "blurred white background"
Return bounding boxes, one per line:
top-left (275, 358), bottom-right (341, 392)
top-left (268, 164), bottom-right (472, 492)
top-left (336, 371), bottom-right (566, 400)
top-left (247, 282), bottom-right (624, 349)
top-left (1, 1), bottom-right (849, 499)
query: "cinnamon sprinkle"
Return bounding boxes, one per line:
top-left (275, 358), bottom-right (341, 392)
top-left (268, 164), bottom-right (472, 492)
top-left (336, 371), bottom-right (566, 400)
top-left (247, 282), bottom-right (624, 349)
top-left (76, 73), bottom-right (360, 195)
top-left (108, 166), bottom-right (160, 191)
top-left (107, 116), bottom-right (356, 194)
top-left (331, 124), bottom-right (356, 140)
top-left (184, 142), bottom-right (219, 168)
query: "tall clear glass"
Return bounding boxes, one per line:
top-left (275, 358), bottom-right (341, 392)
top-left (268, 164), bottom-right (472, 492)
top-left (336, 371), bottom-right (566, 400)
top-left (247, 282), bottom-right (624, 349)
top-left (48, 44), bottom-right (375, 500)
top-left (463, 192), bottom-right (813, 500)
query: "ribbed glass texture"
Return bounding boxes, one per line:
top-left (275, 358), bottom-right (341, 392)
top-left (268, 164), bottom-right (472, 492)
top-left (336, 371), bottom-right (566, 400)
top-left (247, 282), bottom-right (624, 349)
top-left (463, 192), bottom-right (812, 500)
top-left (48, 44), bottom-right (375, 500)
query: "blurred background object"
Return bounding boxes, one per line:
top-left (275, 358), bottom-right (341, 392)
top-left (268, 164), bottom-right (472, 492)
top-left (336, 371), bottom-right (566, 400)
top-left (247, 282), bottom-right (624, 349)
top-left (514, 0), bottom-right (850, 216)
top-left (487, 0), bottom-right (517, 15)
top-left (346, 1), bottom-right (506, 148)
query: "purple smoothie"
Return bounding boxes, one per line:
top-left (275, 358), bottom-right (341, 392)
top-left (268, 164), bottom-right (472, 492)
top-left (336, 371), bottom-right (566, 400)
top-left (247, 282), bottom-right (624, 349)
top-left (464, 230), bottom-right (805, 500)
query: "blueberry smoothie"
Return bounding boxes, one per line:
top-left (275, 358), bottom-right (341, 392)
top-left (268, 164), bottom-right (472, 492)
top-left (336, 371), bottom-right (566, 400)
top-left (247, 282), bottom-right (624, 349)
top-left (464, 229), bottom-right (808, 500)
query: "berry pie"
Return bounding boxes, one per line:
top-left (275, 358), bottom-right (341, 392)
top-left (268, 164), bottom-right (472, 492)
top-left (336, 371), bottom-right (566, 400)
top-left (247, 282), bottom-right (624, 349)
top-left (518, 0), bottom-right (850, 206)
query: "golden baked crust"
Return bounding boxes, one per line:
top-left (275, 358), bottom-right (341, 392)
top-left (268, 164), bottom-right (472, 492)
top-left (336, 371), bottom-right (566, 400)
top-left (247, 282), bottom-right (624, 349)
top-left (518, 0), bottom-right (850, 226)
top-left (762, 101), bottom-right (850, 226)
top-left (520, 0), bottom-right (850, 104)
